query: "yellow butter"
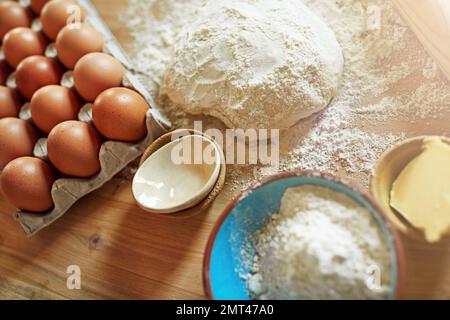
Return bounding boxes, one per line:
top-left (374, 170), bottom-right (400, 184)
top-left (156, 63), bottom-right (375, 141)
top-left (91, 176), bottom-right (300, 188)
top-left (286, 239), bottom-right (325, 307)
top-left (390, 137), bottom-right (450, 243)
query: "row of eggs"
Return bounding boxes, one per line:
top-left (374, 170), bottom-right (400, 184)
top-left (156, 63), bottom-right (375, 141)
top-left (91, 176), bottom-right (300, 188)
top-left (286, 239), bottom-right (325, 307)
top-left (1, 86), bottom-right (149, 170)
top-left (1, 0), bottom-right (86, 42)
top-left (0, 0), bottom-right (150, 213)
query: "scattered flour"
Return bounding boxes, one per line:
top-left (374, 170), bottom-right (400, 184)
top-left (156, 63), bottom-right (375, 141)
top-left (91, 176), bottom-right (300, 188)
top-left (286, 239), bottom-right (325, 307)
top-left (121, 0), bottom-right (450, 187)
top-left (122, 0), bottom-right (205, 95)
top-left (422, 57), bottom-right (440, 80)
top-left (290, 128), bottom-right (404, 174)
top-left (242, 185), bottom-right (392, 300)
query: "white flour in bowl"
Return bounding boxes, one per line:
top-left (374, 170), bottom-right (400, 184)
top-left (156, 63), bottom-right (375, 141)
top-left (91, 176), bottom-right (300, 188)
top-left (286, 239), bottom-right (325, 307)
top-left (242, 185), bottom-right (392, 300)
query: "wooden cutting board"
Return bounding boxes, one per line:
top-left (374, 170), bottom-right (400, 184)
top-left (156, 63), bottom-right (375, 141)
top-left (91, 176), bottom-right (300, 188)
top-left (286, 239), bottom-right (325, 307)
top-left (0, 0), bottom-right (450, 300)
top-left (393, 0), bottom-right (450, 82)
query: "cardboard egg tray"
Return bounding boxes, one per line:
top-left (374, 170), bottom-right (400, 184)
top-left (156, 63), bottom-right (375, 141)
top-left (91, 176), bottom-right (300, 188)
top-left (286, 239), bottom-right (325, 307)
top-left (2, 0), bottom-right (171, 236)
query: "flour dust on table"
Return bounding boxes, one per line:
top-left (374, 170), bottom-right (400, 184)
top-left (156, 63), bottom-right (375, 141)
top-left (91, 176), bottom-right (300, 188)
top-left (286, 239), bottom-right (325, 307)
top-left (122, 0), bottom-right (450, 187)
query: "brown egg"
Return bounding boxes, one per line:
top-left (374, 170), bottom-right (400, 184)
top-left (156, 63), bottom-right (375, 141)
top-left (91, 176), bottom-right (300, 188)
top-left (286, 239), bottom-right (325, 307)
top-left (73, 52), bottom-right (125, 101)
top-left (56, 23), bottom-right (104, 69)
top-left (30, 85), bottom-right (81, 133)
top-left (0, 1), bottom-right (33, 40)
top-left (3, 28), bottom-right (48, 68)
top-left (0, 60), bottom-right (11, 85)
top-left (1, 157), bottom-right (56, 212)
top-left (0, 86), bottom-right (22, 119)
top-left (93, 87), bottom-right (148, 142)
top-left (41, 0), bottom-right (84, 40)
top-left (15, 56), bottom-right (63, 100)
top-left (30, 0), bottom-right (51, 14)
top-left (47, 121), bottom-right (102, 178)
top-left (0, 118), bottom-right (39, 170)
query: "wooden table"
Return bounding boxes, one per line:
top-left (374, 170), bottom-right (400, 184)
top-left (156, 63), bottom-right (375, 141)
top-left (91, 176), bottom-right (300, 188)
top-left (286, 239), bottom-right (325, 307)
top-left (0, 0), bottom-right (449, 300)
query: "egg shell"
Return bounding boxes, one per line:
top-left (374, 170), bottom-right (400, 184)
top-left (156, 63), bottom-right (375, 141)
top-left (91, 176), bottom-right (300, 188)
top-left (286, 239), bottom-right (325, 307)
top-left (0, 60), bottom-right (11, 86)
top-left (93, 87), bottom-right (149, 142)
top-left (73, 52), bottom-right (126, 101)
top-left (41, 0), bottom-right (84, 40)
top-left (1, 157), bottom-right (57, 213)
top-left (0, 86), bottom-right (22, 119)
top-left (0, 118), bottom-right (39, 170)
top-left (56, 23), bottom-right (105, 69)
top-left (15, 56), bottom-right (64, 100)
top-left (30, 0), bottom-right (51, 14)
top-left (30, 85), bottom-right (81, 133)
top-left (47, 120), bottom-right (103, 178)
top-left (0, 1), bottom-right (33, 40)
top-left (2, 28), bottom-right (48, 68)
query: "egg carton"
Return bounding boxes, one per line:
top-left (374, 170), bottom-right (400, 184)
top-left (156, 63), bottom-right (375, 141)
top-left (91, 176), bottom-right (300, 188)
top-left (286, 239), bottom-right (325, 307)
top-left (8, 0), bottom-right (171, 236)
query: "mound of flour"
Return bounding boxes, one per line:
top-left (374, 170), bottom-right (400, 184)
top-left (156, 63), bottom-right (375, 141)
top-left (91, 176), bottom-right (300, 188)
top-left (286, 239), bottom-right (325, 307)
top-left (162, 0), bottom-right (344, 130)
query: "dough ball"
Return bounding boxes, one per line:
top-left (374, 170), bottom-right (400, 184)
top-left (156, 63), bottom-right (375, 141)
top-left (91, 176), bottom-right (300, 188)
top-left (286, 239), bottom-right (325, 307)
top-left (163, 0), bottom-right (344, 130)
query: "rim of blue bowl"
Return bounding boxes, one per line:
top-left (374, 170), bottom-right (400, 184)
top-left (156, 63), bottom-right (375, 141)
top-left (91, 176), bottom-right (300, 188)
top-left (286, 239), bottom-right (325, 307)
top-left (203, 170), bottom-right (406, 300)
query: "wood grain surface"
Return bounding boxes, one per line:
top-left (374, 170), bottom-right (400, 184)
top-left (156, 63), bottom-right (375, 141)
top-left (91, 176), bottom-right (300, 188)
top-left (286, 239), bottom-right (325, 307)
top-left (393, 0), bottom-right (450, 82)
top-left (0, 0), bottom-right (449, 300)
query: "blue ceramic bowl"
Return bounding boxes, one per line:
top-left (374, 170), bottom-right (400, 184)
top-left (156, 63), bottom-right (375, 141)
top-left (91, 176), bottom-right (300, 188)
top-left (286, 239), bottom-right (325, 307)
top-left (203, 171), bottom-right (405, 300)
